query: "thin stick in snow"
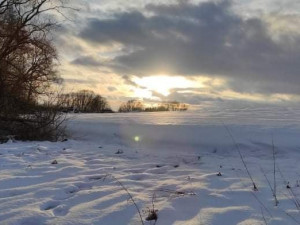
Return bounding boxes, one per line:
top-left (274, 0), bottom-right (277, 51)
top-left (234, 170), bottom-right (273, 218)
top-left (222, 122), bottom-right (258, 191)
top-left (261, 207), bottom-right (268, 225)
top-left (260, 167), bottom-right (274, 194)
top-left (285, 212), bottom-right (300, 225)
top-left (272, 135), bottom-right (279, 206)
top-left (111, 175), bottom-right (145, 225)
top-left (277, 166), bottom-right (300, 211)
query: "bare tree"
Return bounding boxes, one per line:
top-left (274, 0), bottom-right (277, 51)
top-left (118, 100), bottom-right (144, 112)
top-left (60, 90), bottom-right (111, 113)
top-left (119, 100), bottom-right (189, 113)
top-left (0, 0), bottom-right (70, 108)
top-left (0, 0), bottom-right (74, 140)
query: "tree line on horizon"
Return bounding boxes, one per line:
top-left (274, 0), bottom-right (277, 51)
top-left (58, 90), bottom-right (189, 113)
top-left (118, 99), bottom-right (189, 113)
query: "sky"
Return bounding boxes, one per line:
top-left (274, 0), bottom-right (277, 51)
top-left (54, 0), bottom-right (300, 109)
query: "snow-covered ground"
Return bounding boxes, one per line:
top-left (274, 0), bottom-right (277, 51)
top-left (2, 103), bottom-right (300, 225)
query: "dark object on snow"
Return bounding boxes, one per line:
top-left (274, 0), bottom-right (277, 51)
top-left (174, 165), bottom-right (179, 168)
top-left (62, 138), bottom-right (68, 142)
top-left (115, 149), bottom-right (123, 154)
top-left (197, 156), bottom-right (201, 160)
top-left (51, 160), bottom-right (58, 164)
top-left (253, 184), bottom-right (258, 191)
top-left (156, 165), bottom-right (163, 168)
top-left (287, 182), bottom-right (291, 189)
top-left (89, 176), bottom-right (104, 181)
top-left (217, 172), bottom-right (222, 176)
top-left (146, 210), bottom-right (158, 221)
top-left (98, 146), bottom-right (103, 148)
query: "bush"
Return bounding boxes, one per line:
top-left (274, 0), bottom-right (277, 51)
top-left (0, 98), bottom-right (67, 141)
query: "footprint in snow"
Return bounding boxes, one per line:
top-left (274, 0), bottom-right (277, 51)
top-left (53, 204), bottom-right (69, 216)
top-left (88, 175), bottom-right (106, 181)
top-left (62, 182), bottom-right (93, 198)
top-left (40, 200), bottom-right (69, 216)
top-left (40, 200), bottom-right (60, 211)
top-left (65, 185), bottom-right (80, 194)
top-left (74, 182), bottom-right (93, 190)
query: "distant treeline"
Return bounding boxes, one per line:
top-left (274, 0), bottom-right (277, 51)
top-left (60, 90), bottom-right (113, 113)
top-left (118, 100), bottom-right (188, 113)
top-left (59, 90), bottom-right (188, 113)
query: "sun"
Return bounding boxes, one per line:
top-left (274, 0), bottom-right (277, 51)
top-left (132, 75), bottom-right (200, 97)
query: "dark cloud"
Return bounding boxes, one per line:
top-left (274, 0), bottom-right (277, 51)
top-left (78, 0), bottom-right (300, 96)
top-left (80, 11), bottom-right (148, 45)
top-left (122, 75), bottom-right (147, 89)
top-left (71, 55), bottom-right (104, 67)
top-left (154, 89), bottom-right (224, 105)
top-left (63, 78), bottom-right (98, 88)
top-left (227, 76), bottom-right (300, 95)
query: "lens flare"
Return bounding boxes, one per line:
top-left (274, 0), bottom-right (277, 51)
top-left (134, 136), bottom-right (140, 142)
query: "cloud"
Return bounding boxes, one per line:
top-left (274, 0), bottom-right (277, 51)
top-left (71, 55), bottom-right (105, 67)
top-left (64, 78), bottom-right (97, 85)
top-left (164, 91), bottom-right (224, 104)
top-left (122, 75), bottom-right (147, 89)
top-left (77, 0), bottom-right (300, 96)
top-left (107, 86), bottom-right (117, 92)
